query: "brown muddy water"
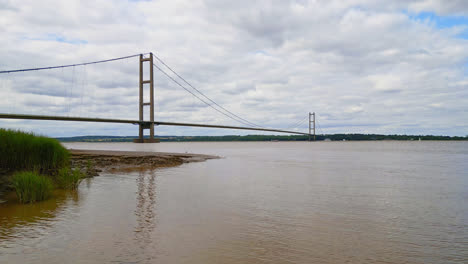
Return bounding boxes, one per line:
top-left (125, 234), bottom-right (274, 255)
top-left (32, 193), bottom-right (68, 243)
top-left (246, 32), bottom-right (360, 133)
top-left (0, 141), bottom-right (467, 263)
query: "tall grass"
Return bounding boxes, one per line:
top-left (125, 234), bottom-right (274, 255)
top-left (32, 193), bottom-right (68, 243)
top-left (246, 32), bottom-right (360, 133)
top-left (11, 171), bottom-right (53, 203)
top-left (0, 129), bottom-right (69, 173)
top-left (56, 167), bottom-right (84, 190)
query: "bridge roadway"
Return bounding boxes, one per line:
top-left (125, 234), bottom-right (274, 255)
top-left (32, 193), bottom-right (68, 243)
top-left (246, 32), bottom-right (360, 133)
top-left (0, 113), bottom-right (310, 136)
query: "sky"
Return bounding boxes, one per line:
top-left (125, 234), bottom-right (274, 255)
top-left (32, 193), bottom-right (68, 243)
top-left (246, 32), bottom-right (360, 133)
top-left (0, 0), bottom-right (467, 137)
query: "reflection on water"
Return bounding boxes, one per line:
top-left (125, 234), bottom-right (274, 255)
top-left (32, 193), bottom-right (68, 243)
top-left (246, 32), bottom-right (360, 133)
top-left (134, 170), bottom-right (157, 247)
top-left (0, 141), bottom-right (467, 264)
top-left (114, 170), bottom-right (159, 263)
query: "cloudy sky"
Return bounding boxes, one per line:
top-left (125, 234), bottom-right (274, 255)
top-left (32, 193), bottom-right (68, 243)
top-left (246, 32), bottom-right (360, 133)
top-left (0, 0), bottom-right (467, 137)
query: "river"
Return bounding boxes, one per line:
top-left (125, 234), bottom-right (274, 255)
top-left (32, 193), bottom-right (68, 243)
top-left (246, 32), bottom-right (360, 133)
top-left (0, 141), bottom-right (467, 263)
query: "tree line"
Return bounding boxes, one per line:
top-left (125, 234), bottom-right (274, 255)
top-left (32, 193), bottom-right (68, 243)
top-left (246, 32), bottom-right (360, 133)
top-left (56, 134), bottom-right (468, 142)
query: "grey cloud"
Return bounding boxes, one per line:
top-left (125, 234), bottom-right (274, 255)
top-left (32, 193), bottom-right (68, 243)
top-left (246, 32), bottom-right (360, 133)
top-left (223, 81), bottom-right (256, 95)
top-left (0, 0), bottom-right (18, 11)
top-left (408, 0), bottom-right (468, 15)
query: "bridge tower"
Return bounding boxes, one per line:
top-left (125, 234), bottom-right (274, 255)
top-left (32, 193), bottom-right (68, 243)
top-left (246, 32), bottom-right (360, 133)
top-left (134, 53), bottom-right (159, 143)
top-left (309, 112), bottom-right (315, 141)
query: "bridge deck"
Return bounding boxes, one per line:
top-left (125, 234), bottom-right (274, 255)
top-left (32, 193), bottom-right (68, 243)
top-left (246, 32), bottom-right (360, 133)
top-left (0, 113), bottom-right (310, 136)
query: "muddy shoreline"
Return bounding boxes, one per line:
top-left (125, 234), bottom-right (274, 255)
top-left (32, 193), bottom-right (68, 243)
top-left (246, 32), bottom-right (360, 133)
top-left (70, 149), bottom-right (218, 175)
top-left (0, 150), bottom-right (218, 196)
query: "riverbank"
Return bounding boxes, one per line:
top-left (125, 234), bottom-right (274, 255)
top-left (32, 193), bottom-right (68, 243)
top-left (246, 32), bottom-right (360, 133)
top-left (1, 149), bottom-right (217, 198)
top-left (70, 149), bottom-right (218, 174)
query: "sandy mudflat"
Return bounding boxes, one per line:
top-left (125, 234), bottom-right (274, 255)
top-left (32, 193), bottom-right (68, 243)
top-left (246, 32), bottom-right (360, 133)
top-left (69, 149), bottom-right (218, 174)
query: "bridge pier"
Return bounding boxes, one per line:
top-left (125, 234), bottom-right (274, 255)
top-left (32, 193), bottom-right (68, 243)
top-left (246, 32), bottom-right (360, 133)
top-left (134, 53), bottom-right (159, 143)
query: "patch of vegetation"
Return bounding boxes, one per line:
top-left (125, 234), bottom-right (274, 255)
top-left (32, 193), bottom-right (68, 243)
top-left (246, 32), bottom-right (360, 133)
top-left (1, 129), bottom-right (77, 203)
top-left (11, 171), bottom-right (53, 203)
top-left (0, 128), bottom-right (69, 174)
top-left (55, 167), bottom-right (84, 190)
top-left (86, 159), bottom-right (94, 175)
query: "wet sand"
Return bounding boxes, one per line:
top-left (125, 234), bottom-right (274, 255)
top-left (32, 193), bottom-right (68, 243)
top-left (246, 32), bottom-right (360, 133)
top-left (70, 149), bottom-right (218, 174)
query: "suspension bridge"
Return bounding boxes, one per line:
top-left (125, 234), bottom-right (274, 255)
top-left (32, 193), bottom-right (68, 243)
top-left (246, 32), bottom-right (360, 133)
top-left (0, 52), bottom-right (317, 142)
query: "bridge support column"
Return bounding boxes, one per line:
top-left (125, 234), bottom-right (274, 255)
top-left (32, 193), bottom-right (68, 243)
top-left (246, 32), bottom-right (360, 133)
top-left (313, 112), bottom-right (316, 141)
top-left (309, 112), bottom-right (316, 142)
top-left (134, 53), bottom-right (159, 143)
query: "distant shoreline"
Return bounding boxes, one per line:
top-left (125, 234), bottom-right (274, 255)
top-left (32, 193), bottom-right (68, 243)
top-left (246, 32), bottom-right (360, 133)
top-left (57, 134), bottom-right (468, 143)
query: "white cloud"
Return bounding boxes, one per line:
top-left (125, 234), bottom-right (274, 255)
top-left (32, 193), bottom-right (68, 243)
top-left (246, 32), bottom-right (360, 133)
top-left (0, 0), bottom-right (467, 136)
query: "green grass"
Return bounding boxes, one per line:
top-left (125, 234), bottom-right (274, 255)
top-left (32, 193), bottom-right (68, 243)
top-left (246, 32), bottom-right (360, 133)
top-left (11, 171), bottom-right (53, 203)
top-left (0, 128), bottom-right (69, 173)
top-left (55, 167), bottom-right (84, 190)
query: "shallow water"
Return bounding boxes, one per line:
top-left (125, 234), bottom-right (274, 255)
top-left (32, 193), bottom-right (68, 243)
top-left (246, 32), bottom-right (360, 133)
top-left (1, 141), bottom-right (467, 263)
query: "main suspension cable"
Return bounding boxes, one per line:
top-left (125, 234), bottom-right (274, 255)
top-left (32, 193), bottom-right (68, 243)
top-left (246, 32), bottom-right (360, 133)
top-left (153, 63), bottom-right (258, 128)
top-left (152, 53), bottom-right (263, 128)
top-left (0, 54), bottom-right (146, 74)
top-left (286, 116), bottom-right (308, 130)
